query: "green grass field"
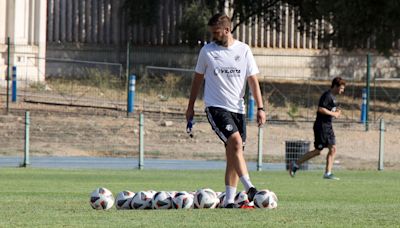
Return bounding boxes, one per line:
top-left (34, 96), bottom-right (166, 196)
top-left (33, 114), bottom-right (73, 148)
top-left (1, 168), bottom-right (399, 227)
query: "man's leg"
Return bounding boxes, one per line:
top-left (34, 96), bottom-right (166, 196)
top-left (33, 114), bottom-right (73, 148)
top-left (205, 107), bottom-right (257, 207)
top-left (226, 132), bottom-right (248, 182)
top-left (323, 125), bottom-right (339, 180)
top-left (289, 149), bottom-right (322, 177)
top-left (298, 149), bottom-right (322, 165)
top-left (224, 132), bottom-right (258, 207)
top-left (290, 122), bottom-right (325, 177)
top-left (323, 145), bottom-right (339, 180)
top-left (224, 132), bottom-right (247, 207)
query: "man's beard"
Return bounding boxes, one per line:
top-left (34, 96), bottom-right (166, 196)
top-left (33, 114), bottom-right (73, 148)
top-left (214, 38), bottom-right (228, 47)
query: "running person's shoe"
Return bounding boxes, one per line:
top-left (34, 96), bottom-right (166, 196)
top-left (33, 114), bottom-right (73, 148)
top-left (289, 161), bottom-right (299, 177)
top-left (246, 187), bottom-right (258, 202)
top-left (323, 173), bottom-right (340, 180)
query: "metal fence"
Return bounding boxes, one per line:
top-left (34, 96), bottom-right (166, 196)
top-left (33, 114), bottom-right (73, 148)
top-left (1, 49), bottom-right (400, 170)
top-left (1, 54), bottom-right (126, 114)
top-left (0, 109), bottom-right (137, 160)
top-left (1, 109), bottom-right (398, 171)
top-left (372, 78), bottom-right (400, 123)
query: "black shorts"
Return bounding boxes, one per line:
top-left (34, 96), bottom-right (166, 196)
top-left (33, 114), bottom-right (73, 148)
top-left (313, 122), bottom-right (335, 150)
top-left (205, 107), bottom-right (246, 145)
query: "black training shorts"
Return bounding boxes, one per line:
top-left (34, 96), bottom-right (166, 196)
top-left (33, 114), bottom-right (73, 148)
top-left (313, 122), bottom-right (335, 150)
top-left (205, 106), bottom-right (246, 145)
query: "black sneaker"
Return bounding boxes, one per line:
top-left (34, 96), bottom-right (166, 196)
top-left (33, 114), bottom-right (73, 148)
top-left (247, 187), bottom-right (258, 202)
top-left (289, 161), bottom-right (299, 177)
top-left (224, 203), bottom-right (238, 209)
top-left (323, 173), bottom-right (340, 180)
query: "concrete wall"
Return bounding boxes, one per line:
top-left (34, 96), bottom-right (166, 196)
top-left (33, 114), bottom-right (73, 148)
top-left (46, 44), bottom-right (400, 81)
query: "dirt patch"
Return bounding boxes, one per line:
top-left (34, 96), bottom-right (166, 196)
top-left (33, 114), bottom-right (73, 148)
top-left (1, 104), bottom-right (399, 170)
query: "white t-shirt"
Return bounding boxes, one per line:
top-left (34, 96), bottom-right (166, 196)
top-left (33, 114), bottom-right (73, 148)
top-left (195, 40), bottom-right (259, 114)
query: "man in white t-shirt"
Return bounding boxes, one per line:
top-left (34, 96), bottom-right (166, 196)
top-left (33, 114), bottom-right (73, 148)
top-left (185, 13), bottom-right (266, 208)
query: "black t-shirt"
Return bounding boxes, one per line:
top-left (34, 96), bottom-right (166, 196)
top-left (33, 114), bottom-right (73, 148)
top-left (315, 90), bottom-right (337, 124)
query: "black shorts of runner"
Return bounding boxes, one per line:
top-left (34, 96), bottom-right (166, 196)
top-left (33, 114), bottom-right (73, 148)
top-left (313, 122), bottom-right (336, 150)
top-left (205, 106), bottom-right (246, 146)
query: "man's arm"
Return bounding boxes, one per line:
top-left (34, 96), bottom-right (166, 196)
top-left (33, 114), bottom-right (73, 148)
top-left (186, 73), bottom-right (204, 122)
top-left (318, 107), bottom-right (341, 118)
top-left (247, 75), bottom-right (266, 126)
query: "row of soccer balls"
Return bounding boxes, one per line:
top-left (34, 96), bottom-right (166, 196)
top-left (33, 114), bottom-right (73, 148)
top-left (90, 187), bottom-right (278, 210)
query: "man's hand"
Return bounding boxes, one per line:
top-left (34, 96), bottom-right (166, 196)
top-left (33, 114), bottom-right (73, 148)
top-left (186, 108), bottom-right (194, 123)
top-left (257, 109), bottom-right (266, 127)
top-left (332, 109), bottom-right (341, 118)
top-left (185, 108), bottom-right (195, 138)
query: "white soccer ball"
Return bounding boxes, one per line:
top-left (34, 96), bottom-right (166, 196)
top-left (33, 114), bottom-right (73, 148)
top-left (193, 188), bottom-right (218, 209)
top-left (131, 191), bottom-right (154, 209)
top-left (253, 189), bottom-right (278, 209)
top-left (89, 187), bottom-right (115, 210)
top-left (234, 191), bottom-right (250, 208)
top-left (152, 191), bottom-right (172, 209)
top-left (115, 190), bottom-right (135, 210)
top-left (172, 191), bottom-right (194, 209)
top-left (168, 191), bottom-right (177, 198)
top-left (217, 192), bottom-right (226, 208)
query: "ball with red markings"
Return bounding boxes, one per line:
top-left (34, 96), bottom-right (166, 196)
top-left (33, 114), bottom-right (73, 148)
top-left (193, 188), bottom-right (218, 209)
top-left (115, 190), bottom-right (135, 210)
top-left (89, 187), bottom-right (114, 210)
top-left (172, 191), bottom-right (194, 209)
top-left (131, 191), bottom-right (154, 209)
top-left (253, 190), bottom-right (278, 209)
top-left (152, 191), bottom-right (172, 209)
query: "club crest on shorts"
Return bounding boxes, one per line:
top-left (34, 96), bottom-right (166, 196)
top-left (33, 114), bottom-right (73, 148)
top-left (225, 124), bottom-right (233, 131)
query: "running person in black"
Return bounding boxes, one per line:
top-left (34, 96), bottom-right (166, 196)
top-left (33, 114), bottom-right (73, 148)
top-left (289, 77), bottom-right (346, 180)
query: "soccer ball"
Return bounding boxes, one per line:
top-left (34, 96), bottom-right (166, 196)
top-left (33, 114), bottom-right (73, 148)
top-left (115, 190), bottom-right (135, 210)
top-left (89, 187), bottom-right (115, 210)
top-left (152, 191), bottom-right (172, 209)
top-left (253, 189), bottom-right (278, 209)
top-left (234, 191), bottom-right (250, 208)
top-left (168, 191), bottom-right (177, 198)
top-left (172, 191), bottom-right (194, 209)
top-left (193, 188), bottom-right (218, 209)
top-left (217, 192), bottom-right (226, 208)
top-left (131, 191), bottom-right (154, 209)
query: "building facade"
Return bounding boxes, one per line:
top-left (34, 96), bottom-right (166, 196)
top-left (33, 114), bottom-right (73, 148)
top-left (0, 0), bottom-right (47, 86)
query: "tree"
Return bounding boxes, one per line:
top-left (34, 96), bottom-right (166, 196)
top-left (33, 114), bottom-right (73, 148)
top-left (178, 2), bottom-right (212, 47)
top-left (123, 0), bottom-right (400, 54)
top-left (229, 0), bottom-right (282, 33)
top-left (290, 0), bottom-right (400, 55)
top-left (123, 0), bottom-right (160, 26)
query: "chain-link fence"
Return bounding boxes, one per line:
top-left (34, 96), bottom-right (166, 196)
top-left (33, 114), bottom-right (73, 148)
top-left (25, 58), bottom-right (124, 111)
top-left (1, 109), bottom-right (399, 170)
top-left (372, 78), bottom-right (400, 123)
top-left (1, 44), bottom-right (126, 115)
top-left (0, 108), bottom-right (138, 160)
top-left (1, 46), bottom-right (400, 170)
